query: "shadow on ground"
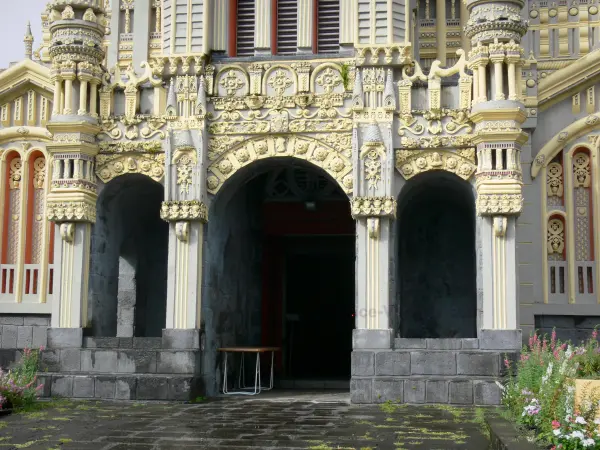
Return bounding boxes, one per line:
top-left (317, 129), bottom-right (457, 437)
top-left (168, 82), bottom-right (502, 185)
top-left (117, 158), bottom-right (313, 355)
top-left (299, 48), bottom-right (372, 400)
top-left (0, 392), bottom-right (492, 449)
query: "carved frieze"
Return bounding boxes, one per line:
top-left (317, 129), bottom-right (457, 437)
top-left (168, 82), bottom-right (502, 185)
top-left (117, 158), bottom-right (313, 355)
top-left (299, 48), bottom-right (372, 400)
top-left (47, 201), bottom-right (96, 223)
top-left (395, 149), bottom-right (477, 180)
top-left (207, 135), bottom-right (353, 195)
top-left (160, 200), bottom-right (208, 223)
top-left (95, 153), bottom-right (165, 183)
top-left (351, 197), bottom-right (397, 219)
top-left (476, 193), bottom-right (523, 215)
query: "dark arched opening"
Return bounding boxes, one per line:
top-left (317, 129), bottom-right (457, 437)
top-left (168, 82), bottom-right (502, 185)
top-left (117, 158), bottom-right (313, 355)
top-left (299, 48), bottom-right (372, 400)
top-left (203, 158), bottom-right (355, 394)
top-left (397, 171), bottom-right (477, 338)
top-left (89, 174), bottom-right (168, 337)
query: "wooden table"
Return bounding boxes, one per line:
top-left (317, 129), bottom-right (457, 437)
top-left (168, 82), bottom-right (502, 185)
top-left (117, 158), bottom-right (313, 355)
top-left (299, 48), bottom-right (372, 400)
top-left (218, 347), bottom-right (280, 395)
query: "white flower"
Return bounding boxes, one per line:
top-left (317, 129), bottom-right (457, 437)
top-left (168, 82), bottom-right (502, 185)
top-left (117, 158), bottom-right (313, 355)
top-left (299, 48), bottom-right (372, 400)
top-left (571, 431), bottom-right (585, 440)
top-left (553, 429), bottom-right (562, 436)
top-left (582, 438), bottom-right (596, 447)
top-left (576, 416), bottom-right (588, 425)
top-left (594, 418), bottom-right (600, 425)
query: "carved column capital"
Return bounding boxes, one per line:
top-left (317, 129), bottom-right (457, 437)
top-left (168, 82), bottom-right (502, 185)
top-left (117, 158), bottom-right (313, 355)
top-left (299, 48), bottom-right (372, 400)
top-left (160, 200), bottom-right (208, 223)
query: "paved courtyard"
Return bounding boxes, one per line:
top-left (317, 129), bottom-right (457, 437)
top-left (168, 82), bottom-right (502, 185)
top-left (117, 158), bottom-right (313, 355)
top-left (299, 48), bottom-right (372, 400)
top-left (0, 392), bottom-right (492, 449)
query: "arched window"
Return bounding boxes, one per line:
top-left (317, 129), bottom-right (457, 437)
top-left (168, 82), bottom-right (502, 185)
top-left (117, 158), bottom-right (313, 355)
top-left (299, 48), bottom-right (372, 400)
top-left (1, 152), bottom-right (22, 297)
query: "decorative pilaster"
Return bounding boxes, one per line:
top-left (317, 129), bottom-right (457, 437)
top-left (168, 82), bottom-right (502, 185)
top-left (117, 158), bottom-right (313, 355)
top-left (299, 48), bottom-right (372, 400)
top-left (351, 68), bottom-right (396, 348)
top-left (466, 0), bottom-right (528, 331)
top-left (46, 1), bottom-right (106, 331)
top-left (297, 0), bottom-right (314, 53)
top-left (162, 77), bottom-right (208, 330)
top-left (254, 0), bottom-right (272, 55)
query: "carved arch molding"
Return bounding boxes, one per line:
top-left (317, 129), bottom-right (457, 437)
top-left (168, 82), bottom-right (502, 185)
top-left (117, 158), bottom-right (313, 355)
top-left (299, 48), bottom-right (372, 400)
top-left (207, 134), bottom-right (353, 195)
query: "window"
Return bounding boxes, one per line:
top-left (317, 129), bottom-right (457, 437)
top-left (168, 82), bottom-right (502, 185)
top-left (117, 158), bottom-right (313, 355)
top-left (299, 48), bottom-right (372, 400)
top-left (230, 0), bottom-right (256, 56)
top-left (276, 0), bottom-right (298, 55)
top-left (317, 0), bottom-right (339, 53)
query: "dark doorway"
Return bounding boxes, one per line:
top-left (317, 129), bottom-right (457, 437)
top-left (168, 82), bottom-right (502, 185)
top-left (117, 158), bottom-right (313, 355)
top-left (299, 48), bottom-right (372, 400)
top-left (89, 174), bottom-right (168, 337)
top-left (283, 236), bottom-right (355, 379)
top-left (204, 160), bottom-right (355, 392)
top-left (397, 172), bottom-right (477, 338)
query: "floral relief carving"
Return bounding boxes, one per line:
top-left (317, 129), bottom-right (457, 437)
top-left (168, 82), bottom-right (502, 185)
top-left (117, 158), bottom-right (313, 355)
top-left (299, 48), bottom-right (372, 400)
top-left (47, 201), bottom-right (96, 223)
top-left (315, 68), bottom-right (342, 94)
top-left (547, 218), bottom-right (565, 256)
top-left (207, 136), bottom-right (352, 195)
top-left (395, 149), bottom-right (477, 181)
top-left (160, 200), bottom-right (208, 222)
top-left (96, 154), bottom-right (165, 183)
top-left (9, 158), bottom-right (22, 189)
top-left (476, 193), bottom-right (523, 215)
top-left (573, 152), bottom-right (591, 188)
top-left (351, 197), bottom-right (397, 218)
top-left (33, 157), bottom-right (46, 189)
top-left (546, 162), bottom-right (563, 197)
top-left (218, 70), bottom-right (246, 97)
top-left (267, 69), bottom-right (293, 96)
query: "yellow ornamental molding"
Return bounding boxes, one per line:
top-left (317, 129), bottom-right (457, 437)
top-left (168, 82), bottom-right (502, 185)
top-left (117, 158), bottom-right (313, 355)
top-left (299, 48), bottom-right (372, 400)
top-left (531, 113), bottom-right (600, 179)
top-left (395, 149), bottom-right (477, 181)
top-left (160, 200), bottom-right (208, 223)
top-left (0, 127), bottom-right (52, 145)
top-left (47, 201), bottom-right (96, 223)
top-left (476, 193), bottom-right (523, 215)
top-left (95, 153), bottom-right (165, 183)
top-left (351, 197), bottom-right (397, 219)
top-left (538, 50), bottom-right (600, 110)
top-left (207, 135), bottom-right (353, 195)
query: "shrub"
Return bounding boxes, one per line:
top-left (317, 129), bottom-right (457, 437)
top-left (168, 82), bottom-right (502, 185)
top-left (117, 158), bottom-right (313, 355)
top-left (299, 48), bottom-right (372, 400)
top-left (0, 347), bottom-right (44, 410)
top-left (500, 328), bottom-right (600, 448)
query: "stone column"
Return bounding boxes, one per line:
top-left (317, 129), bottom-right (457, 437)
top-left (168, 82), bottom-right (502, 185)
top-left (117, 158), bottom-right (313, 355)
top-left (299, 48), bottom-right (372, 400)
top-left (436, 0), bottom-right (447, 65)
top-left (161, 81), bottom-right (209, 347)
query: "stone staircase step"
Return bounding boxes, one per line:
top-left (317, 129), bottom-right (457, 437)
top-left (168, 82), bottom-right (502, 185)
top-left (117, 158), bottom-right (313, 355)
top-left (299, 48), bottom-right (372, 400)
top-left (83, 336), bottom-right (163, 349)
top-left (40, 347), bottom-right (201, 375)
top-left (37, 372), bottom-right (204, 401)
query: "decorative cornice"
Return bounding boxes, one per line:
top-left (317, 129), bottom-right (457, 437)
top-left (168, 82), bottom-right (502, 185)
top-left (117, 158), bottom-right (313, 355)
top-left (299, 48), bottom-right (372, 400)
top-left (47, 200), bottom-right (96, 223)
top-left (0, 59), bottom-right (54, 98)
top-left (395, 149), bottom-right (477, 181)
top-left (0, 127), bottom-right (53, 144)
top-left (351, 197), bottom-right (397, 219)
top-left (476, 193), bottom-right (523, 215)
top-left (160, 200), bottom-right (208, 223)
top-left (538, 50), bottom-right (600, 111)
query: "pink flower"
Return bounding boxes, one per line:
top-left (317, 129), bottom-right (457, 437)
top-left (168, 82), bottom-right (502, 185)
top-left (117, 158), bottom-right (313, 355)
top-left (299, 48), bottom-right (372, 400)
top-left (592, 329), bottom-right (598, 340)
top-left (39, 345), bottom-right (45, 351)
top-left (552, 420), bottom-right (561, 429)
top-left (521, 354), bottom-right (530, 362)
top-left (504, 358), bottom-right (511, 369)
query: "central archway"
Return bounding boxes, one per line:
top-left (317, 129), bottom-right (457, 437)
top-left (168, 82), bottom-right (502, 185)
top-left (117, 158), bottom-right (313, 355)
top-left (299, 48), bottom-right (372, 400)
top-left (203, 158), bottom-right (355, 394)
top-left (396, 171), bottom-right (477, 338)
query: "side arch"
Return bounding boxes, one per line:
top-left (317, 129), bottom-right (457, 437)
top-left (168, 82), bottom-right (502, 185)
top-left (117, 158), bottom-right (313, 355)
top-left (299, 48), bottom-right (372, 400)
top-left (206, 134), bottom-right (353, 195)
top-left (531, 113), bottom-right (600, 179)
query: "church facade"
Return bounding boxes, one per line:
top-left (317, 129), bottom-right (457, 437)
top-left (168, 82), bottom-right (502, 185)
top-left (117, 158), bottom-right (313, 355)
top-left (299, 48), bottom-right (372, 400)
top-left (0, 0), bottom-right (597, 404)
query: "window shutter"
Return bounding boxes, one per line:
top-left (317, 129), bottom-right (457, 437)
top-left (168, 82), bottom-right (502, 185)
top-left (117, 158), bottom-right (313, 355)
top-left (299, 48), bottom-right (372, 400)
top-left (236, 0), bottom-right (255, 56)
top-left (277, 0), bottom-right (298, 55)
top-left (318, 0), bottom-right (339, 53)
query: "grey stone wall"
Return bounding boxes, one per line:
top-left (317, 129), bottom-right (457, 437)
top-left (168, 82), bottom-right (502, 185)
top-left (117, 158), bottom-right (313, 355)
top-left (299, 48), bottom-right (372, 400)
top-left (202, 171), bottom-right (265, 395)
top-left (0, 314), bottom-right (49, 350)
top-left (535, 315), bottom-right (600, 344)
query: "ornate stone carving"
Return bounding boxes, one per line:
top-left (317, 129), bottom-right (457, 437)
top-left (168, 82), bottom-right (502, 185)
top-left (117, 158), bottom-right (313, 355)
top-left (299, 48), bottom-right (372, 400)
top-left (160, 200), bottom-right (208, 223)
top-left (573, 152), bottom-right (591, 188)
top-left (395, 149), bottom-right (477, 180)
top-left (546, 162), bottom-right (563, 197)
top-left (96, 153), bottom-right (165, 183)
top-left (33, 157), bottom-right (46, 189)
top-left (207, 135), bottom-right (352, 195)
top-left (47, 201), bottom-right (96, 223)
top-left (547, 218), bottom-right (565, 255)
top-left (476, 193), bottom-right (523, 215)
top-left (351, 197), bottom-right (397, 219)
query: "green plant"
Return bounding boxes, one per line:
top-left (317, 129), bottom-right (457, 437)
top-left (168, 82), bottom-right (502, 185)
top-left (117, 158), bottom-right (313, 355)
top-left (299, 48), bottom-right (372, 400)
top-left (340, 64), bottom-right (350, 91)
top-left (0, 347), bottom-right (44, 410)
top-left (572, 327), bottom-right (600, 379)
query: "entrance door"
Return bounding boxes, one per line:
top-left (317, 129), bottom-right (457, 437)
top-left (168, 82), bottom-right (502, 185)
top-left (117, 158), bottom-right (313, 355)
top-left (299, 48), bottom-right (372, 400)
top-left (284, 237), bottom-right (354, 379)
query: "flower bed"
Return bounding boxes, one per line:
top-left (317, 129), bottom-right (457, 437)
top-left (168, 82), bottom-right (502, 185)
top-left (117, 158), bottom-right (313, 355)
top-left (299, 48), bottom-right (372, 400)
top-left (0, 347), bottom-right (44, 413)
top-left (500, 329), bottom-right (600, 449)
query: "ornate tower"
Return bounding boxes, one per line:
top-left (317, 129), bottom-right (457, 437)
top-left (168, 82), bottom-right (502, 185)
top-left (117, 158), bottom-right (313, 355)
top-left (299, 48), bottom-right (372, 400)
top-left (45, 0), bottom-right (106, 337)
top-left (466, 0), bottom-right (528, 330)
top-left (24, 22), bottom-right (34, 60)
